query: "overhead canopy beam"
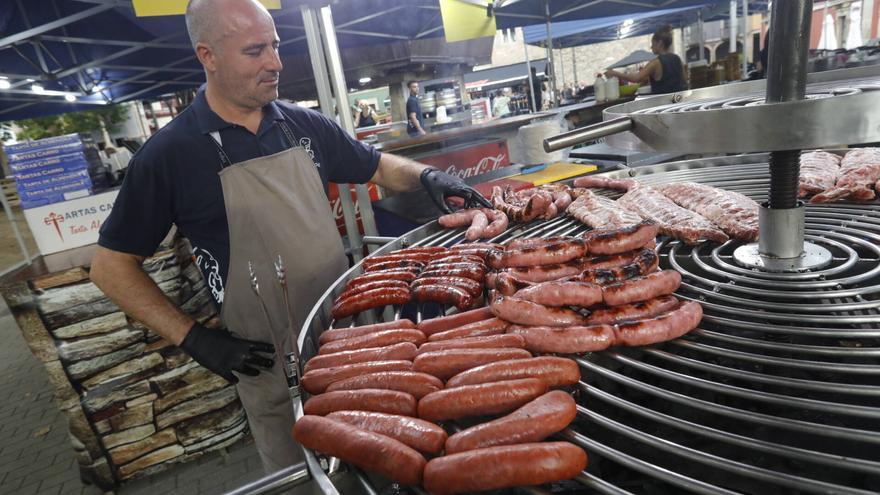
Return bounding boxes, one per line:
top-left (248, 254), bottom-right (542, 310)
top-left (53, 33), bottom-right (182, 80)
top-left (0, 3), bottom-right (116, 50)
top-left (36, 34), bottom-right (192, 50)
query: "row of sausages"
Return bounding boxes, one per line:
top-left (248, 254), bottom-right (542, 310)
top-left (295, 313), bottom-right (590, 492)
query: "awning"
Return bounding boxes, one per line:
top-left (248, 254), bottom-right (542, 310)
top-left (464, 59), bottom-right (549, 91)
top-left (607, 50), bottom-right (657, 70)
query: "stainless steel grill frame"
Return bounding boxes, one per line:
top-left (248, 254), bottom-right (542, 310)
top-left (293, 152), bottom-right (880, 495)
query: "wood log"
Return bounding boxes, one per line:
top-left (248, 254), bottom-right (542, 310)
top-left (117, 444), bottom-right (184, 480)
top-left (52, 312), bottom-right (128, 339)
top-left (102, 424), bottom-right (155, 450)
top-left (67, 343), bottom-right (146, 380)
top-left (58, 328), bottom-right (144, 363)
top-left (156, 386), bottom-right (237, 430)
top-left (109, 428), bottom-right (177, 465)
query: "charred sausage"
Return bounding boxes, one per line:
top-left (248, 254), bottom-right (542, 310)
top-left (420, 265), bottom-right (486, 281)
top-left (325, 371), bottom-right (443, 399)
top-left (422, 442), bottom-right (587, 494)
top-left (444, 391), bottom-right (577, 454)
top-left (318, 329), bottom-right (427, 355)
top-left (331, 287), bottom-right (411, 320)
top-left (303, 389), bottom-right (418, 417)
top-left (490, 294), bottom-right (587, 327)
top-left (344, 270), bottom-right (419, 291)
top-left (363, 260), bottom-right (425, 273)
top-left (587, 295), bottom-right (679, 325)
top-left (614, 300), bottom-right (703, 346)
top-left (508, 324), bottom-right (616, 354)
top-left (319, 319), bottom-right (415, 345)
top-left (416, 306), bottom-right (493, 336)
top-left (446, 356), bottom-right (580, 389)
top-left (410, 276), bottom-right (483, 298)
top-left (602, 269), bottom-right (682, 306)
top-left (301, 360), bottom-right (412, 395)
top-left (335, 279), bottom-right (411, 303)
top-left (584, 220), bottom-right (659, 255)
top-left (412, 348), bottom-right (532, 381)
top-left (417, 378), bottom-right (546, 421)
top-left (303, 342), bottom-right (417, 373)
top-left (327, 410), bottom-right (447, 455)
top-left (292, 415), bottom-right (425, 486)
top-left (412, 284), bottom-right (475, 310)
top-left (487, 238), bottom-right (587, 269)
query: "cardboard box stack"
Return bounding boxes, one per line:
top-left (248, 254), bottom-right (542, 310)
top-left (6, 133), bottom-right (104, 209)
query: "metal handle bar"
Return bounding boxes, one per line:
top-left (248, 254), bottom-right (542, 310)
top-left (543, 116), bottom-right (633, 153)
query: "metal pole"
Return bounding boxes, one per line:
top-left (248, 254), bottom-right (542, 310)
top-left (544, 0), bottom-right (556, 108)
top-left (318, 6), bottom-right (379, 257)
top-left (522, 35), bottom-right (537, 112)
top-left (698, 11), bottom-right (706, 62)
top-left (742, 0), bottom-right (749, 79)
top-left (571, 47), bottom-right (578, 89)
top-left (729, 1), bottom-right (738, 64)
top-left (761, 0), bottom-right (813, 258)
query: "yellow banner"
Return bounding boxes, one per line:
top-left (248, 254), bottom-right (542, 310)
top-left (132, 0), bottom-right (281, 17)
top-left (439, 0), bottom-right (497, 43)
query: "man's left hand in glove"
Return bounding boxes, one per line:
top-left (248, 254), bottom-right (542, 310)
top-left (419, 168), bottom-right (492, 214)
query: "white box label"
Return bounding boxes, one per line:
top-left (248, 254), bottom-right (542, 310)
top-left (23, 190), bottom-right (120, 255)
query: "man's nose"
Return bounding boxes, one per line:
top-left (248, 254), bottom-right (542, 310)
top-left (267, 48), bottom-right (283, 73)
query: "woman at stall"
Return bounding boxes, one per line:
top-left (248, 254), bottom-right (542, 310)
top-left (604, 25), bottom-right (686, 95)
top-left (354, 99), bottom-right (378, 128)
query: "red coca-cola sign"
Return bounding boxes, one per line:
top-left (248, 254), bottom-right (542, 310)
top-left (328, 182), bottom-right (379, 236)
top-left (418, 140), bottom-right (511, 179)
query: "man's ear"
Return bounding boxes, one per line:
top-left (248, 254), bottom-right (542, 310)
top-left (195, 42), bottom-right (216, 73)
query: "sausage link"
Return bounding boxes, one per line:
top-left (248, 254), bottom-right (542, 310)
top-left (303, 389), bottom-right (418, 417)
top-left (344, 269), bottom-right (419, 291)
top-left (318, 329), bottom-right (427, 355)
top-left (465, 211), bottom-right (489, 241)
top-left (587, 295), bottom-right (679, 325)
top-left (452, 242), bottom-right (503, 251)
top-left (423, 442), bottom-right (587, 494)
top-left (326, 371), bottom-right (443, 399)
top-left (444, 391), bottom-right (577, 454)
top-left (412, 284), bottom-right (475, 310)
top-left (417, 378), bottom-right (546, 421)
top-left (446, 247), bottom-right (492, 259)
top-left (427, 317), bottom-right (509, 342)
top-left (362, 253), bottom-right (434, 270)
top-left (327, 411), bottom-right (448, 455)
top-left (416, 334), bottom-right (525, 355)
top-left (331, 287), bottom-right (411, 320)
top-left (420, 266), bottom-right (486, 281)
top-left (439, 209), bottom-right (481, 228)
top-left (427, 254), bottom-right (484, 265)
top-left (490, 294), bottom-right (587, 327)
top-left (301, 360), bottom-right (412, 395)
top-left (446, 356), bottom-right (580, 389)
top-left (584, 220), bottom-right (659, 255)
top-left (508, 324), bottom-right (616, 354)
top-left (411, 276), bottom-right (483, 298)
top-left (292, 415), bottom-right (425, 486)
top-left (481, 209), bottom-right (509, 238)
top-left (423, 261), bottom-right (485, 272)
top-left (513, 281), bottom-right (603, 307)
top-left (576, 249), bottom-right (659, 285)
top-left (493, 272), bottom-right (534, 296)
top-left (319, 319), bottom-right (415, 345)
top-left (614, 300), bottom-right (703, 346)
top-left (602, 269), bottom-right (682, 306)
top-left (505, 236), bottom-right (571, 250)
top-left (487, 238), bottom-right (587, 269)
top-left (392, 246), bottom-right (448, 256)
top-left (417, 306), bottom-right (493, 336)
top-left (412, 348), bottom-right (532, 380)
top-left (335, 280), bottom-right (411, 305)
top-left (363, 260), bottom-right (425, 273)
top-left (303, 342), bottom-right (417, 373)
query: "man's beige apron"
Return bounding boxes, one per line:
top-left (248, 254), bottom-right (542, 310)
top-left (211, 122), bottom-right (347, 472)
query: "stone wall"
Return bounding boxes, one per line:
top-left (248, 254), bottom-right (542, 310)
top-left (0, 237), bottom-right (246, 490)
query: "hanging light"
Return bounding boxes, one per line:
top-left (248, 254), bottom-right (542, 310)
top-left (0, 77), bottom-right (10, 90)
top-left (64, 94), bottom-right (76, 102)
top-left (359, 77), bottom-right (372, 84)
top-left (31, 83), bottom-right (44, 94)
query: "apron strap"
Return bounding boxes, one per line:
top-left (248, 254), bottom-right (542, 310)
top-left (208, 119), bottom-right (299, 170)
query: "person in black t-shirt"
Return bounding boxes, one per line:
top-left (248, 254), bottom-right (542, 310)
top-left (605, 25), bottom-right (687, 95)
top-left (405, 80), bottom-right (426, 136)
top-left (353, 99), bottom-right (377, 128)
top-left (89, 0), bottom-right (489, 475)
top-left (529, 66), bottom-right (544, 111)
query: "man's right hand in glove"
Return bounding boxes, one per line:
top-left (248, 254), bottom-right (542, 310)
top-left (179, 322), bottom-right (275, 383)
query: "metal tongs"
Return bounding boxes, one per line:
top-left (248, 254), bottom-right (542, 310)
top-left (248, 259), bottom-right (302, 401)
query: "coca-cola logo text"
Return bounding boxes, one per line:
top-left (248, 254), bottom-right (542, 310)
top-left (445, 154), bottom-right (507, 179)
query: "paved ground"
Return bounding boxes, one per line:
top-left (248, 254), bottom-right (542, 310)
top-left (0, 297), bottom-right (267, 495)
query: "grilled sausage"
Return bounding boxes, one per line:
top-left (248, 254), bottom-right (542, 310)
top-left (492, 272), bottom-right (534, 296)
top-left (417, 306), bottom-right (494, 336)
top-left (335, 279), bottom-right (411, 303)
top-left (465, 211), bottom-right (489, 241)
top-left (292, 415), bottom-right (425, 486)
top-left (325, 371), bottom-right (443, 399)
top-left (331, 287), bottom-right (411, 320)
top-left (319, 319), bottom-right (416, 345)
top-left (363, 259), bottom-right (425, 273)
top-left (444, 391), bottom-right (577, 454)
top-left (602, 269), bottom-right (682, 306)
top-left (411, 276), bottom-right (483, 298)
top-left (304, 342), bottom-right (417, 373)
top-left (303, 389), bottom-right (418, 416)
top-left (427, 317), bottom-right (510, 342)
top-left (584, 220), bottom-right (659, 255)
top-left (318, 329), bottom-right (427, 355)
top-left (427, 254), bottom-right (484, 266)
top-left (412, 348), bottom-right (532, 381)
top-left (490, 294), bottom-right (587, 327)
top-left (362, 253), bottom-right (435, 270)
top-left (587, 295), bottom-right (679, 325)
top-left (344, 269), bottom-right (419, 291)
top-left (392, 246), bottom-right (448, 256)
top-left (446, 247), bottom-right (492, 259)
top-left (423, 261), bottom-right (485, 272)
top-left (614, 300), bottom-right (703, 346)
top-left (417, 378), bottom-right (546, 421)
top-left (420, 266), bottom-right (486, 281)
top-left (504, 236), bottom-right (570, 250)
top-left (487, 238), bottom-right (587, 269)
top-left (446, 356), bottom-right (580, 389)
top-left (412, 284), bottom-right (475, 310)
top-left (576, 249), bottom-right (659, 285)
top-left (301, 360), bottom-right (412, 394)
top-left (513, 281), bottom-right (603, 307)
top-left (422, 442), bottom-right (587, 494)
top-left (481, 208), bottom-right (509, 238)
top-left (416, 334), bottom-right (525, 355)
top-left (327, 411), bottom-right (448, 455)
top-left (439, 209), bottom-right (482, 228)
top-left (508, 324), bottom-right (616, 354)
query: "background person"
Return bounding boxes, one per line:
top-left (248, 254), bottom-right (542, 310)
top-left (406, 80), bottom-right (426, 136)
top-left (604, 25), bottom-right (686, 95)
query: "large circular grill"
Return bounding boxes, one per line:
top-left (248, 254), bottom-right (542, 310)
top-left (294, 153), bottom-right (880, 495)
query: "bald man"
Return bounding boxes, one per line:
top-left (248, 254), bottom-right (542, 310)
top-left (91, 0), bottom-right (489, 473)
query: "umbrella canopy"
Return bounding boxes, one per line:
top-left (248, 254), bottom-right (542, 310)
top-left (606, 49), bottom-right (657, 70)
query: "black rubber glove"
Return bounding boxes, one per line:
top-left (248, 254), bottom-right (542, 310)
top-left (179, 323), bottom-right (275, 384)
top-left (420, 168), bottom-right (493, 214)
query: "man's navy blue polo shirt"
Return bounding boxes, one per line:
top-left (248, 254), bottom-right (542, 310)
top-left (99, 88), bottom-right (380, 307)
